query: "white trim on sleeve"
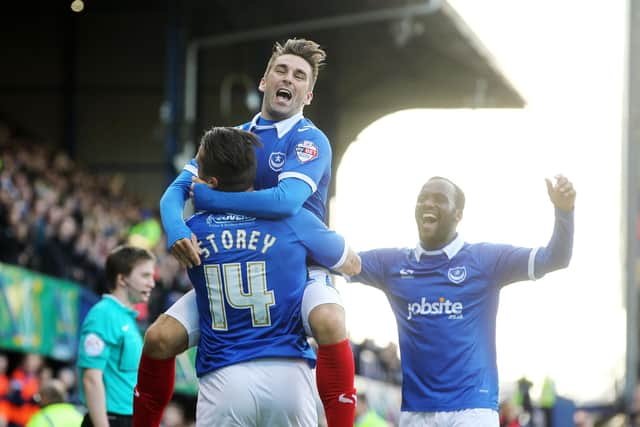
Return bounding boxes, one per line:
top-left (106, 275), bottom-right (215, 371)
top-left (278, 172), bottom-right (317, 193)
top-left (528, 247), bottom-right (539, 280)
top-left (329, 243), bottom-right (349, 271)
top-left (184, 164), bottom-right (198, 176)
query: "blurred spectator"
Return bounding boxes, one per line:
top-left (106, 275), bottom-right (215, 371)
top-left (8, 353), bottom-right (42, 426)
top-left (357, 339), bottom-right (386, 381)
top-left (355, 392), bottom-right (390, 427)
top-left (499, 400), bottom-right (521, 427)
top-left (56, 367), bottom-right (79, 405)
top-left (539, 376), bottom-right (557, 427)
top-left (514, 377), bottom-right (534, 421)
top-left (377, 343), bottom-right (401, 385)
top-left (0, 354), bottom-right (9, 426)
top-left (128, 211), bottom-right (162, 251)
top-left (37, 367), bottom-right (52, 387)
top-left (26, 379), bottom-right (82, 427)
top-left (573, 409), bottom-right (594, 427)
top-left (39, 216), bottom-right (79, 281)
top-left (351, 339), bottom-right (401, 386)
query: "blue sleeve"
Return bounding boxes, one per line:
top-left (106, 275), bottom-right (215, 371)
top-left (533, 208), bottom-right (574, 277)
top-left (288, 210), bottom-right (346, 269)
top-left (160, 159), bottom-right (197, 248)
top-left (491, 208), bottom-right (574, 286)
top-left (192, 178), bottom-right (312, 219)
top-left (279, 129), bottom-right (331, 194)
top-left (350, 249), bottom-right (389, 290)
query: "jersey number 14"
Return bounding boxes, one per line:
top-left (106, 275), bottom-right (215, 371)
top-left (204, 262), bottom-right (275, 331)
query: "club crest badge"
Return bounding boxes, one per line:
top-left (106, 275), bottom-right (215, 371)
top-left (295, 140), bottom-right (318, 163)
top-left (269, 152), bottom-right (286, 171)
top-left (447, 266), bottom-right (467, 285)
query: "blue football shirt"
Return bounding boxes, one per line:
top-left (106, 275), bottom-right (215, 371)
top-left (351, 224), bottom-right (572, 412)
top-left (186, 208), bottom-right (347, 377)
top-left (182, 112), bottom-right (331, 221)
top-left (240, 112), bottom-right (331, 221)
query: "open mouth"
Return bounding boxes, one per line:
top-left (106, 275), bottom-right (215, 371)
top-left (422, 213), bottom-right (438, 224)
top-left (276, 88), bottom-right (292, 101)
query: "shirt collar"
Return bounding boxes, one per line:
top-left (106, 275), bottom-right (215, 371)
top-left (248, 112), bottom-right (304, 138)
top-left (414, 234), bottom-right (465, 261)
top-left (103, 294), bottom-right (138, 317)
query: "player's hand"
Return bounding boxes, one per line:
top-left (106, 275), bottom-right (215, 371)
top-left (545, 174), bottom-right (576, 212)
top-left (170, 233), bottom-right (201, 268)
top-left (189, 176), bottom-right (213, 199)
top-left (338, 247), bottom-right (362, 276)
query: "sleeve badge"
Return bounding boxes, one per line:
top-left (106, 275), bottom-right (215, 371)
top-left (83, 333), bottom-right (105, 357)
top-left (295, 140), bottom-right (319, 163)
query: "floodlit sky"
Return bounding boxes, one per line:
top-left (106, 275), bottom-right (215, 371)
top-left (332, 0), bottom-right (627, 405)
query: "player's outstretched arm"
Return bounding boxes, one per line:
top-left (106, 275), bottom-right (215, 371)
top-left (191, 177), bottom-right (312, 218)
top-left (535, 174), bottom-right (576, 276)
top-left (160, 167), bottom-right (201, 268)
top-left (334, 247), bottom-right (362, 277)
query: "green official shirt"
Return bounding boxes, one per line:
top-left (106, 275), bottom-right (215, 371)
top-left (77, 295), bottom-right (142, 415)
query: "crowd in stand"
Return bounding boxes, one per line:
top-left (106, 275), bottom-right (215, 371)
top-left (0, 118), bottom-right (403, 425)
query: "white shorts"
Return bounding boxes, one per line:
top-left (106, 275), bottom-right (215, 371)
top-left (165, 267), bottom-right (343, 347)
top-left (196, 358), bottom-right (317, 427)
top-left (300, 266), bottom-right (343, 336)
top-left (399, 408), bottom-right (499, 427)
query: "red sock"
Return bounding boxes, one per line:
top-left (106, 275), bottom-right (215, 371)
top-left (133, 354), bottom-right (175, 427)
top-left (316, 339), bottom-right (356, 427)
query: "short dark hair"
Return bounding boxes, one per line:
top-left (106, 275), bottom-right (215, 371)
top-left (105, 245), bottom-right (154, 291)
top-left (265, 38), bottom-right (327, 88)
top-left (198, 127), bottom-right (261, 192)
top-left (428, 176), bottom-right (466, 210)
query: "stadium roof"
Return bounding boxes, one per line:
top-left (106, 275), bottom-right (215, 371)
top-left (0, 0), bottom-right (524, 203)
top-left (182, 0), bottom-right (525, 166)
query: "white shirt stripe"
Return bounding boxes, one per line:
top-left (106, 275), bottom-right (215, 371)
top-left (278, 172), bottom-right (317, 193)
top-left (184, 164), bottom-right (198, 176)
top-left (527, 247), bottom-right (539, 280)
top-left (329, 243), bottom-right (349, 271)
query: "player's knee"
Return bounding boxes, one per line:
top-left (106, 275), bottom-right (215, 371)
top-left (308, 303), bottom-right (346, 345)
top-left (143, 315), bottom-right (188, 359)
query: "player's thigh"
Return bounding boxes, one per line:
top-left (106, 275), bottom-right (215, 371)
top-left (301, 267), bottom-right (344, 337)
top-left (164, 288), bottom-right (200, 348)
top-left (197, 359), bottom-right (317, 427)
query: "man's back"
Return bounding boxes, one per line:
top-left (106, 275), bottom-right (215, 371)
top-left (186, 208), bottom-right (345, 377)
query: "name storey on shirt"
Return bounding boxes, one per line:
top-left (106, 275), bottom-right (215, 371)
top-left (198, 229), bottom-right (277, 258)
